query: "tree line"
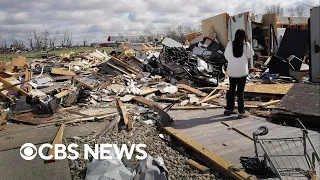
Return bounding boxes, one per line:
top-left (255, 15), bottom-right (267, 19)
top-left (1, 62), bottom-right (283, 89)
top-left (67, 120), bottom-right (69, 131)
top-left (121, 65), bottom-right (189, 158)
top-left (266, 4), bottom-right (307, 17)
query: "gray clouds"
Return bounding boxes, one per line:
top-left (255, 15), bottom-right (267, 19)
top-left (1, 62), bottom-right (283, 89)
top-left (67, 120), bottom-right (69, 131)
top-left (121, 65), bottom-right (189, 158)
top-left (0, 0), bottom-right (318, 44)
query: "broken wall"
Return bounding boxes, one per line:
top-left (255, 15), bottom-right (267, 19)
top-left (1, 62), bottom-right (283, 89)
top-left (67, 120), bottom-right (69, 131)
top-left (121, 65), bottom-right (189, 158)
top-left (201, 13), bottom-right (229, 47)
top-left (228, 12), bottom-right (252, 44)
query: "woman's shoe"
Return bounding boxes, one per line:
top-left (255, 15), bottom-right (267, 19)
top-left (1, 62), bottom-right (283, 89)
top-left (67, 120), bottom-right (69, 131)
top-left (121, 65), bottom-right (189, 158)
top-left (238, 113), bottom-right (249, 119)
top-left (224, 110), bottom-right (236, 116)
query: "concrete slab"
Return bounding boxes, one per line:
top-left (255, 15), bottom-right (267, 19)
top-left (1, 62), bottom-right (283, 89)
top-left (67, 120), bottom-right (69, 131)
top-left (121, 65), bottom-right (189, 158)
top-left (0, 145), bottom-right (72, 180)
top-left (0, 121), bottom-right (110, 151)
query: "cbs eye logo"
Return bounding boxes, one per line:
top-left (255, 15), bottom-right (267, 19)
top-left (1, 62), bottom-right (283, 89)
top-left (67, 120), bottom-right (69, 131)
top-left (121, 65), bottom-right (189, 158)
top-left (20, 143), bottom-right (37, 160)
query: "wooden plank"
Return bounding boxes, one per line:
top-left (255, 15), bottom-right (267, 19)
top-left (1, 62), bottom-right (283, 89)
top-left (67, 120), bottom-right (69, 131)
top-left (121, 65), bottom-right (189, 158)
top-left (217, 84), bottom-right (293, 95)
top-left (164, 127), bottom-right (253, 180)
top-left (0, 77), bottom-right (29, 96)
top-left (133, 96), bottom-right (163, 110)
top-left (12, 57), bottom-right (26, 67)
top-left (0, 91), bottom-right (14, 103)
top-left (75, 78), bottom-right (94, 89)
top-left (127, 116), bottom-right (133, 130)
top-left (170, 105), bottom-right (221, 110)
top-left (157, 97), bottom-right (180, 102)
top-left (259, 100), bottom-right (281, 107)
top-left (139, 87), bottom-right (158, 96)
top-left (99, 80), bottom-right (111, 90)
top-left (199, 88), bottom-right (218, 103)
top-left (202, 13), bottom-right (229, 47)
top-left (51, 68), bottom-right (76, 76)
top-left (111, 57), bottom-right (139, 74)
top-left (186, 159), bottom-right (209, 172)
top-left (0, 61), bottom-right (13, 72)
top-left (177, 84), bottom-right (208, 97)
top-left (198, 93), bottom-right (222, 104)
top-left (106, 62), bottom-right (131, 76)
top-left (54, 90), bottom-right (69, 99)
top-left (221, 122), bottom-right (254, 141)
top-left (117, 99), bottom-right (129, 125)
top-left (24, 69), bottom-right (32, 92)
top-left (46, 124), bottom-right (65, 162)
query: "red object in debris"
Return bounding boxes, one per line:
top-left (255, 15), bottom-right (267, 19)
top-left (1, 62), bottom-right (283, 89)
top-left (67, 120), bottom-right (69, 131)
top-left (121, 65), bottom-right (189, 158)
top-left (107, 36), bottom-right (111, 41)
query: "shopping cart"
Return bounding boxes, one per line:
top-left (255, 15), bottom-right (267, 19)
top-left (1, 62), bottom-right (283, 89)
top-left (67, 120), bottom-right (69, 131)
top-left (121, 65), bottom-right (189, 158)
top-left (253, 119), bottom-right (320, 179)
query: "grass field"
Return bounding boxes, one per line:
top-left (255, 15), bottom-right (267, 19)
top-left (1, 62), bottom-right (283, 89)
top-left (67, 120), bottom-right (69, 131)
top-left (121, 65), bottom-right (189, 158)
top-left (0, 47), bottom-right (111, 62)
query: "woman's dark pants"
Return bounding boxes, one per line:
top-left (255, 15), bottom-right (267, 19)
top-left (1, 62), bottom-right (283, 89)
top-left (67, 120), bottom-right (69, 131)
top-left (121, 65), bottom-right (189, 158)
top-left (225, 76), bottom-right (247, 114)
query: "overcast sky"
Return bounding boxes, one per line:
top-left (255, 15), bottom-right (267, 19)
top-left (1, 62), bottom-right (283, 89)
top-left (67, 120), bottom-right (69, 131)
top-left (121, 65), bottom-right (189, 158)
top-left (0, 0), bottom-right (318, 45)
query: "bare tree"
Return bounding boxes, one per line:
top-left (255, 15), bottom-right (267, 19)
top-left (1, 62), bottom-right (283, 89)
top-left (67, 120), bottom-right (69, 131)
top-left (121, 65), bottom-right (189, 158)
top-left (25, 29), bottom-right (34, 49)
top-left (295, 5), bottom-right (305, 17)
top-left (33, 29), bottom-right (43, 50)
top-left (83, 36), bottom-right (87, 47)
top-left (11, 38), bottom-right (25, 51)
top-left (41, 29), bottom-right (50, 50)
top-left (0, 35), bottom-right (7, 49)
top-left (288, 7), bottom-right (295, 16)
top-left (48, 31), bottom-right (58, 49)
top-left (266, 4), bottom-right (284, 16)
top-left (59, 29), bottom-right (72, 47)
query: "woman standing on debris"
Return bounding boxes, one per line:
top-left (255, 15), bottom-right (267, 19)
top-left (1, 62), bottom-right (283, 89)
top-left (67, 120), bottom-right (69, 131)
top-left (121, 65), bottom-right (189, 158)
top-left (224, 29), bottom-right (254, 119)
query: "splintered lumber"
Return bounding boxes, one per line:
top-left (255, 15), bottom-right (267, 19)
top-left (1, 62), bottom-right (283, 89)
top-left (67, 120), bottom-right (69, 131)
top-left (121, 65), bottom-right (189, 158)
top-left (217, 84), bottom-right (293, 95)
top-left (252, 110), bottom-right (273, 118)
top-left (0, 61), bottom-right (13, 72)
top-left (164, 127), bottom-right (253, 180)
top-left (0, 92), bottom-right (14, 103)
top-left (157, 97), bottom-right (180, 102)
top-left (186, 159), bottom-right (209, 172)
top-left (106, 62), bottom-right (131, 76)
top-left (54, 90), bottom-right (69, 98)
top-left (259, 100), bottom-right (281, 107)
top-left (177, 84), bottom-right (208, 97)
top-left (221, 122), bottom-right (254, 141)
top-left (96, 115), bottom-right (120, 138)
top-left (133, 96), bottom-right (163, 110)
top-left (127, 116), bottom-right (133, 130)
top-left (117, 99), bottom-right (129, 125)
top-left (170, 105), bottom-right (221, 110)
top-left (51, 68), bottom-right (76, 76)
top-left (0, 77), bottom-right (29, 96)
top-left (47, 124), bottom-right (65, 162)
top-left (99, 80), bottom-right (111, 90)
top-left (24, 69), bottom-right (32, 92)
top-left (111, 57), bottom-right (139, 74)
top-left (200, 88), bottom-right (218, 102)
top-left (75, 78), bottom-right (95, 89)
top-left (198, 93), bottom-right (222, 104)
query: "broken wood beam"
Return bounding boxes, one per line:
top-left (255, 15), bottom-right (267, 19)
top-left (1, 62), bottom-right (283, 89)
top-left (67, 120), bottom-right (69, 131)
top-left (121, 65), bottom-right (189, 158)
top-left (157, 97), bottom-right (180, 102)
top-left (221, 122), bottom-right (254, 141)
top-left (186, 159), bottom-right (209, 172)
top-left (106, 62), bottom-right (131, 76)
top-left (117, 99), bottom-right (129, 125)
top-left (133, 96), bottom-right (164, 110)
top-left (46, 124), bottom-right (65, 162)
top-left (198, 93), bottom-right (222, 104)
top-left (177, 84), bottom-right (208, 97)
top-left (170, 105), bottom-right (221, 110)
top-left (0, 91), bottom-right (14, 103)
top-left (0, 77), bottom-right (29, 96)
top-left (75, 78), bottom-right (95, 89)
top-left (251, 110), bottom-right (273, 118)
top-left (99, 80), bottom-right (111, 90)
top-left (51, 68), bottom-right (76, 76)
top-left (259, 100), bottom-right (281, 107)
top-left (111, 57), bottom-right (139, 74)
top-left (54, 90), bottom-right (69, 99)
top-left (164, 127), bottom-right (253, 180)
top-left (95, 115), bottom-right (120, 138)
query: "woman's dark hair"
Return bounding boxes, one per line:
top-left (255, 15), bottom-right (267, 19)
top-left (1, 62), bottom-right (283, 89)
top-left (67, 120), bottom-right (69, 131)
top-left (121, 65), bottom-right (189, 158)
top-left (232, 29), bottom-right (247, 58)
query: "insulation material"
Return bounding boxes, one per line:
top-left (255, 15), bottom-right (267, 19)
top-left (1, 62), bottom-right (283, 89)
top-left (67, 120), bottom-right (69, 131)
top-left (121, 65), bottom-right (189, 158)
top-left (134, 155), bottom-right (169, 180)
